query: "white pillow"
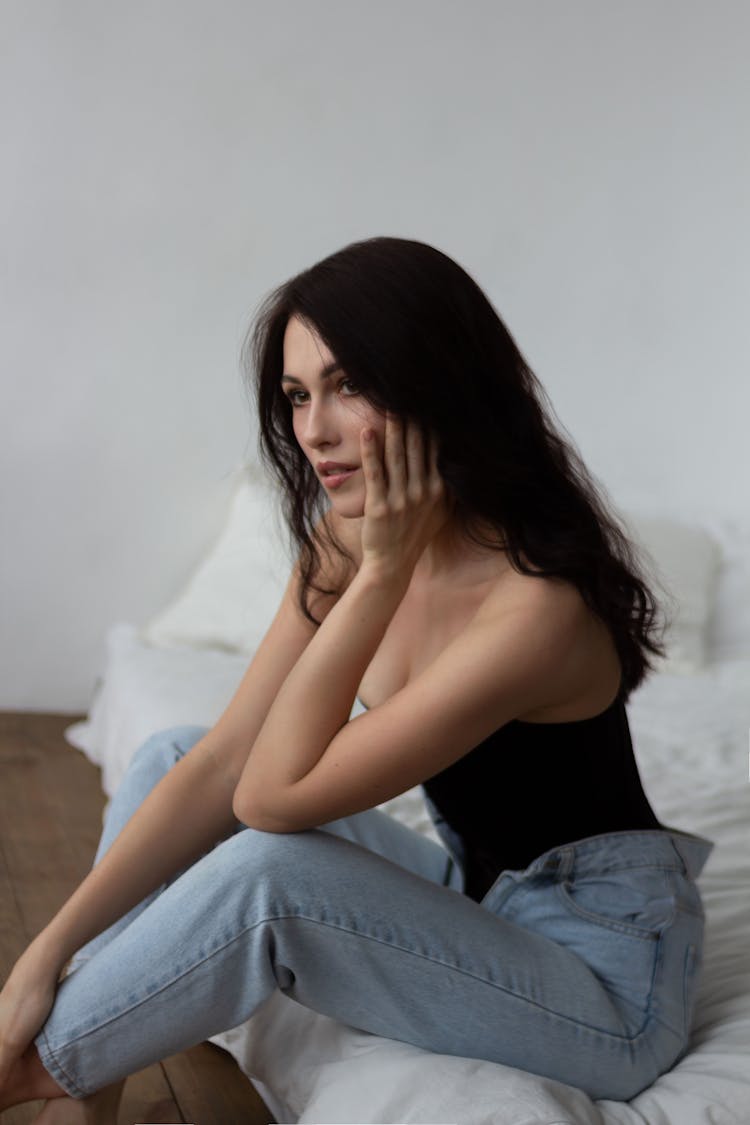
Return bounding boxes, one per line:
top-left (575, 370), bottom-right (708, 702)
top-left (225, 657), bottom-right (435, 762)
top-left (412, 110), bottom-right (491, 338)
top-left (141, 470), bottom-right (723, 676)
top-left (620, 512), bottom-right (722, 674)
top-left (141, 465), bottom-right (290, 654)
top-left (66, 623), bottom-right (250, 797)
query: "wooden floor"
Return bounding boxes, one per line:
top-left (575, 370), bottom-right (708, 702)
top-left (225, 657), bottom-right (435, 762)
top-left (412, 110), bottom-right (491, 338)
top-left (0, 712), bottom-right (276, 1125)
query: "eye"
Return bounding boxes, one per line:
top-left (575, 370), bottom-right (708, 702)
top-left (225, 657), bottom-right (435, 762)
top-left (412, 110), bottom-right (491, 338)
top-left (286, 389), bottom-right (309, 406)
top-left (282, 376), bottom-right (359, 408)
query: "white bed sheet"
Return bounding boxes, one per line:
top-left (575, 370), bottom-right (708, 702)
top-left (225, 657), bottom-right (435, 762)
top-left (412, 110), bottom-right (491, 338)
top-left (65, 625), bottom-right (750, 1124)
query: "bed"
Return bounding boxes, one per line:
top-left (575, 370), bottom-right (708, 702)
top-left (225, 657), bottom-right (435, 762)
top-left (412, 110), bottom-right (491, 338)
top-left (65, 468), bottom-right (750, 1124)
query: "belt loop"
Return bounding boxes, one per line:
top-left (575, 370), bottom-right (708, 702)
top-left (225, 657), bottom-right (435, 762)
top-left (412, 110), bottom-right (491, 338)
top-left (539, 846), bottom-right (574, 879)
top-left (557, 845), bottom-right (575, 879)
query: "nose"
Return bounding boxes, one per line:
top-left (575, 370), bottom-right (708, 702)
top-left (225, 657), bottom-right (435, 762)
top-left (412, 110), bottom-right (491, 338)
top-left (301, 395), bottom-right (339, 449)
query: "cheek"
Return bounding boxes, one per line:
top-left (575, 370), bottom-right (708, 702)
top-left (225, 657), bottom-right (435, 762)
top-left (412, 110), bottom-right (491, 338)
top-left (290, 414), bottom-right (313, 460)
top-left (346, 399), bottom-right (384, 437)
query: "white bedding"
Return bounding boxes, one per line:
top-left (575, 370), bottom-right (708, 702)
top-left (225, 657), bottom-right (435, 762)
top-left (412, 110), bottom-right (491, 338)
top-left (66, 627), bottom-right (750, 1125)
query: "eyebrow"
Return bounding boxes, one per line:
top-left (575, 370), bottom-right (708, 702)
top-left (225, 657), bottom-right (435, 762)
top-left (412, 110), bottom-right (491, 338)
top-left (280, 361), bottom-right (342, 385)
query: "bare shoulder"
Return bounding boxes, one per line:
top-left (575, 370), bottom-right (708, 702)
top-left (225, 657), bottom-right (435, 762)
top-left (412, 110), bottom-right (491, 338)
top-left (480, 564), bottom-right (587, 628)
top-left (475, 565), bottom-right (622, 720)
top-left (475, 566), bottom-right (594, 667)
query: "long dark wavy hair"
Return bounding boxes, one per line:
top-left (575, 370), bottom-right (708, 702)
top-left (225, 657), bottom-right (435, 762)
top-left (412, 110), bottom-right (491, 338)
top-left (242, 236), bottom-right (669, 699)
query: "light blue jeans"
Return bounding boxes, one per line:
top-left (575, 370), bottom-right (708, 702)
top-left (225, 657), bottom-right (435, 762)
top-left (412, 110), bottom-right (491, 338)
top-left (36, 726), bottom-right (712, 1102)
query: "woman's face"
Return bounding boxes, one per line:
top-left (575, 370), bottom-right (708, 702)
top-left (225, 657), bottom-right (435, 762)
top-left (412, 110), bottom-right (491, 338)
top-left (281, 315), bottom-right (385, 518)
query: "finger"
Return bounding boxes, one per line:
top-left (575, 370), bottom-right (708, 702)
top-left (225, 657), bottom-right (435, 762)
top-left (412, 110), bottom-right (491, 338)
top-left (360, 427), bottom-right (387, 509)
top-left (427, 431), bottom-right (445, 497)
top-left (405, 420), bottom-right (428, 497)
top-left (427, 429), bottom-right (439, 475)
top-left (384, 412), bottom-right (407, 497)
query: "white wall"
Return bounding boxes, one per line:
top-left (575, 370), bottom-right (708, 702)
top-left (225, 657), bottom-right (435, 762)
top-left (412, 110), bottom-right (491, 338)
top-left (2, 0), bottom-right (748, 711)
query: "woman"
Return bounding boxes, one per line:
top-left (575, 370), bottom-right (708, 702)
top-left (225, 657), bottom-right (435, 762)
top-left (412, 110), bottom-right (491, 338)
top-left (0, 236), bottom-right (711, 1122)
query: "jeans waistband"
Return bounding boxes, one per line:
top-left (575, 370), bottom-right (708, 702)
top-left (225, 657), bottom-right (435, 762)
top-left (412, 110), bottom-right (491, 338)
top-left (525, 827), bottom-right (714, 883)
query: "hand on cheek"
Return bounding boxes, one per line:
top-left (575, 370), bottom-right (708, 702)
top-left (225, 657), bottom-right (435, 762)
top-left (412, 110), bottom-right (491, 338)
top-left (359, 414), bottom-right (447, 578)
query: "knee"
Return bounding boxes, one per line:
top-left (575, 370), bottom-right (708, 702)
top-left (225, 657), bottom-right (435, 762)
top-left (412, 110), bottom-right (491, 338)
top-left (208, 826), bottom-right (338, 899)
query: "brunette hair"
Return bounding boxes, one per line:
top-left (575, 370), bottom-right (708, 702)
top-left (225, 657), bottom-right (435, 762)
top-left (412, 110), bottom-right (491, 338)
top-left (242, 236), bottom-right (669, 698)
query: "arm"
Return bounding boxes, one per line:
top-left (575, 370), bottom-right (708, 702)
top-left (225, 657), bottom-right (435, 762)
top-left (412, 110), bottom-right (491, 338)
top-left (232, 416), bottom-right (443, 828)
top-left (0, 557), bottom-right (324, 1079)
top-left (233, 420), bottom-right (590, 833)
top-left (235, 569), bottom-right (587, 831)
top-left (35, 565), bottom-right (322, 975)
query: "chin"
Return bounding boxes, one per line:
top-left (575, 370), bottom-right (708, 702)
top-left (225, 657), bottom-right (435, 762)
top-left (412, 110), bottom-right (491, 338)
top-left (329, 491), bottom-right (365, 519)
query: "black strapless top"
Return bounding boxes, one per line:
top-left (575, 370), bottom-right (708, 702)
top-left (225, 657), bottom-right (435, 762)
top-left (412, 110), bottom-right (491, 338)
top-left (421, 689), bottom-right (662, 901)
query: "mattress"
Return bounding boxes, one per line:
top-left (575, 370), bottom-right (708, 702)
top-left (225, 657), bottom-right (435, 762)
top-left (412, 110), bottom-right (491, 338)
top-left (66, 626), bottom-right (750, 1124)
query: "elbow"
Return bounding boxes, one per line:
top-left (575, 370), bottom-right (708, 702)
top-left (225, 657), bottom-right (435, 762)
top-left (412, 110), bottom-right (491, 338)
top-left (232, 783), bottom-right (261, 828)
top-left (232, 785), bottom-right (250, 826)
top-left (232, 784), bottom-right (296, 834)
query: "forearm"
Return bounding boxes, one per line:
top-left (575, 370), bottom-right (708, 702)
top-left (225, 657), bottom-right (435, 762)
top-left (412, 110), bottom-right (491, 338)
top-left (32, 738), bottom-right (239, 975)
top-left (233, 416), bottom-right (447, 824)
top-left (235, 565), bottom-right (407, 804)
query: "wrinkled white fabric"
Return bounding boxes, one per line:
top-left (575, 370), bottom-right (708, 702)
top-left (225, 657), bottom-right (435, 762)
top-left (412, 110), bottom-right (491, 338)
top-left (66, 627), bottom-right (750, 1124)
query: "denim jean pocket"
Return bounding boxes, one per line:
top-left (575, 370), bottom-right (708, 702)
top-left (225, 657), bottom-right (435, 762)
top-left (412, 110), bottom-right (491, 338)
top-left (555, 867), bottom-right (677, 941)
top-left (504, 870), bottom-right (664, 1029)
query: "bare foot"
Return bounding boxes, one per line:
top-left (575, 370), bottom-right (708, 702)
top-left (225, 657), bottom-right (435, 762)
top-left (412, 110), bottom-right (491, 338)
top-left (31, 1080), bottom-right (125, 1124)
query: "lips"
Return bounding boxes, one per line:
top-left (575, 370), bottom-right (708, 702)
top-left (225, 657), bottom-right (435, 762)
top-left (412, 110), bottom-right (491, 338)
top-left (317, 462), bottom-right (359, 490)
top-left (317, 461), bottom-right (358, 477)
